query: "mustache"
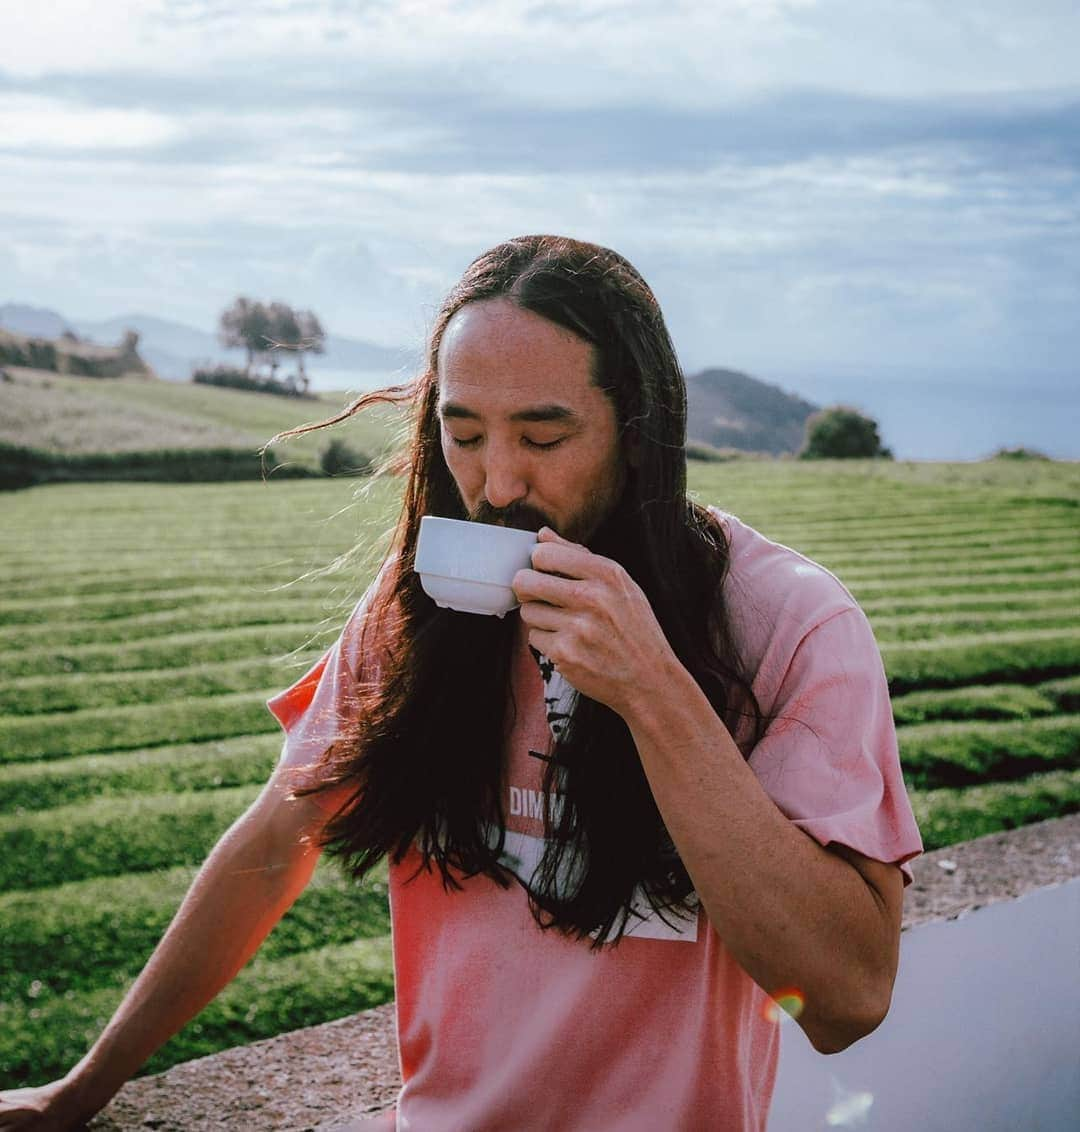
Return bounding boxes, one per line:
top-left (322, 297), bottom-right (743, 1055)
top-left (468, 500), bottom-right (554, 532)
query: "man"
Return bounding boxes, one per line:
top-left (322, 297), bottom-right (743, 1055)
top-left (0, 235), bottom-right (922, 1131)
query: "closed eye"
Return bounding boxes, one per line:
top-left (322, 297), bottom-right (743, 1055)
top-left (448, 435), bottom-right (567, 451)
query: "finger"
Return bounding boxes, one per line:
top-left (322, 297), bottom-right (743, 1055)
top-left (526, 625), bottom-right (561, 658)
top-left (530, 539), bottom-right (609, 580)
top-left (513, 567), bottom-right (580, 607)
top-left (518, 598), bottom-right (569, 631)
top-left (537, 526), bottom-right (575, 545)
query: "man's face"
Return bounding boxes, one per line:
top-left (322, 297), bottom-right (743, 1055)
top-left (436, 298), bottom-right (626, 543)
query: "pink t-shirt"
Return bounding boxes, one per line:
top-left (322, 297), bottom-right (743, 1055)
top-left (267, 509), bottom-right (923, 1131)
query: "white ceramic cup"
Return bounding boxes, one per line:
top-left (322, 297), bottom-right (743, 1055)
top-left (414, 515), bottom-right (539, 617)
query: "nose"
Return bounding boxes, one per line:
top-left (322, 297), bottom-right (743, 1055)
top-left (482, 442), bottom-right (528, 510)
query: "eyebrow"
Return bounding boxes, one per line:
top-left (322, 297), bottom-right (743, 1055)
top-left (439, 401), bottom-right (580, 424)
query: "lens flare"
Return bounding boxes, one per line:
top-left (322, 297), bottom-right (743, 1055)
top-left (826, 1075), bottom-right (874, 1127)
top-left (762, 987), bottom-right (805, 1023)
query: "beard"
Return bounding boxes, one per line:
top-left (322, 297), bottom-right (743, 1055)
top-left (468, 499), bottom-right (554, 533)
top-left (467, 477), bottom-right (636, 566)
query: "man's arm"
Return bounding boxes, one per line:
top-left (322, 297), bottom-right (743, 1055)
top-left (515, 528), bottom-right (904, 1054)
top-left (617, 662), bottom-right (903, 1053)
top-left (0, 767), bottom-right (330, 1130)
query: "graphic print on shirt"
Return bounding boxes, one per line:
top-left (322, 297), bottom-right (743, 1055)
top-left (488, 649), bottom-right (701, 944)
top-left (534, 648), bottom-right (576, 741)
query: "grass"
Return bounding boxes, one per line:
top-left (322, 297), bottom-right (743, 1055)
top-left (0, 692), bottom-right (285, 763)
top-left (0, 859), bottom-right (390, 1001)
top-left (890, 681), bottom-right (1065, 725)
top-left (0, 366), bottom-right (404, 470)
top-left (880, 628), bottom-right (1080, 694)
top-left (909, 769), bottom-right (1080, 852)
top-left (897, 714), bottom-right (1080, 789)
top-left (0, 787), bottom-right (260, 890)
top-left (1, 456), bottom-right (1078, 1086)
top-left (0, 934), bottom-right (395, 1086)
top-left (0, 624), bottom-right (337, 680)
top-left (4, 598), bottom-right (344, 650)
top-left (0, 655), bottom-right (322, 716)
top-left (0, 735), bottom-right (284, 814)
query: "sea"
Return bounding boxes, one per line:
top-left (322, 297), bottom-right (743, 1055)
top-left (304, 366), bottom-right (1079, 463)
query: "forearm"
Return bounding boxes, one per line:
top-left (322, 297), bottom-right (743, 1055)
top-left (63, 805), bottom-right (320, 1115)
top-left (620, 659), bottom-right (896, 1051)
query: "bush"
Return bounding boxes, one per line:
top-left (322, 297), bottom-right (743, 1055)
top-left (890, 682), bottom-right (1061, 726)
top-left (909, 769), bottom-right (1080, 851)
top-left (0, 441), bottom-right (322, 490)
top-left (799, 404), bottom-right (893, 460)
top-left (0, 691), bottom-right (282, 765)
top-left (0, 787), bottom-right (260, 891)
top-left (0, 934), bottom-right (393, 1086)
top-left (898, 714), bottom-right (1080, 790)
top-left (1, 622), bottom-right (337, 680)
top-left (0, 654), bottom-right (305, 716)
top-left (320, 437), bottom-right (374, 477)
top-left (0, 333), bottom-right (57, 371)
top-left (0, 860), bottom-right (389, 1001)
top-left (0, 735), bottom-right (281, 814)
top-left (192, 365), bottom-right (315, 399)
top-left (989, 446), bottom-right (1051, 461)
top-left (881, 628), bottom-right (1080, 695)
top-left (1040, 673), bottom-right (1080, 713)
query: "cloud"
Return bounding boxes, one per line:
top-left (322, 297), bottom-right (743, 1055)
top-left (3, 72), bottom-right (1078, 184)
top-left (0, 94), bottom-right (179, 151)
top-left (5, 0), bottom-right (1080, 101)
top-left (0, 1), bottom-right (1076, 389)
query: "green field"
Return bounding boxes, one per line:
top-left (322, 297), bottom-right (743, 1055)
top-left (2, 458), bottom-right (1079, 1087)
top-left (0, 365), bottom-right (403, 470)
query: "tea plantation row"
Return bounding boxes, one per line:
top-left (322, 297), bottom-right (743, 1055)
top-left (1, 459), bottom-right (1077, 1086)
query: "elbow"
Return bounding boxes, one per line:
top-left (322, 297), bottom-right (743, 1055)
top-left (803, 984), bottom-right (893, 1056)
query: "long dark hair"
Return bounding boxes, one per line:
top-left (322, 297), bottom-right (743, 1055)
top-left (276, 235), bottom-right (766, 946)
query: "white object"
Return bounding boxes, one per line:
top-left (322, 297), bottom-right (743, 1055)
top-left (414, 515), bottom-right (538, 617)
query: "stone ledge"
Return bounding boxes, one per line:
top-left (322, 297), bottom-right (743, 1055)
top-left (900, 811), bottom-right (1078, 929)
top-left (88, 1004), bottom-right (400, 1132)
top-left (88, 814), bottom-right (1080, 1131)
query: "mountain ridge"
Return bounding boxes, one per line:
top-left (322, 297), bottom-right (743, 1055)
top-left (0, 303), bottom-right (412, 383)
top-left (686, 367), bottom-right (819, 455)
top-left (1, 303), bottom-right (818, 454)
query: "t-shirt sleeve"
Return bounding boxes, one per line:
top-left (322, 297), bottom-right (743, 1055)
top-left (265, 583), bottom-right (382, 814)
top-left (747, 604), bottom-right (924, 884)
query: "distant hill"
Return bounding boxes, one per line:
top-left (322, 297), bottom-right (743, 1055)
top-left (0, 303), bottom-right (412, 383)
top-left (0, 303), bottom-right (75, 340)
top-left (685, 367), bottom-right (819, 455)
top-left (2, 304), bottom-right (820, 456)
top-left (77, 313), bottom-right (412, 382)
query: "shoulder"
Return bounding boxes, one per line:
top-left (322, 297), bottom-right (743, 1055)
top-left (708, 506), bottom-right (859, 642)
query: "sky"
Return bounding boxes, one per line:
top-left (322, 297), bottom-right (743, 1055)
top-left (2, 0), bottom-right (1078, 402)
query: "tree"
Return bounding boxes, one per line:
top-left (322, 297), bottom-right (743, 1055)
top-left (218, 298), bottom-right (272, 375)
top-left (220, 298), bottom-right (325, 391)
top-left (798, 405), bottom-right (893, 460)
top-left (320, 437), bottom-right (372, 476)
top-left (266, 302), bottom-right (300, 384)
top-left (294, 309), bottom-right (325, 393)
